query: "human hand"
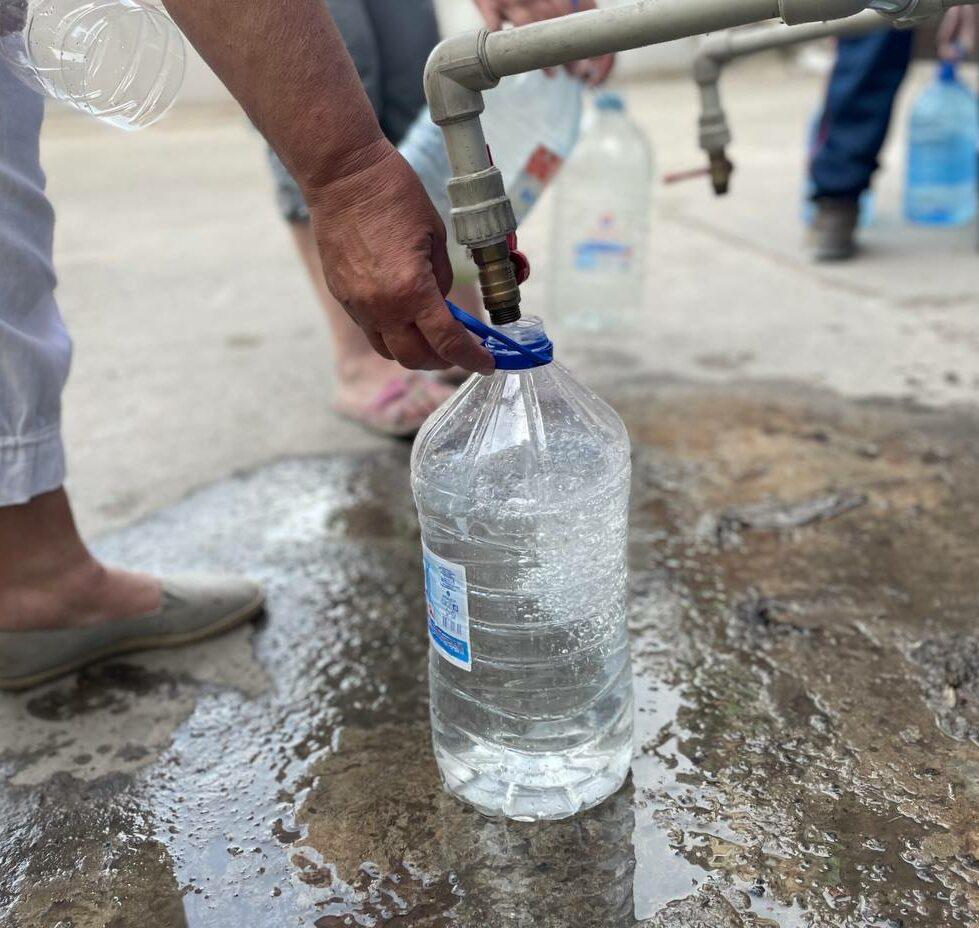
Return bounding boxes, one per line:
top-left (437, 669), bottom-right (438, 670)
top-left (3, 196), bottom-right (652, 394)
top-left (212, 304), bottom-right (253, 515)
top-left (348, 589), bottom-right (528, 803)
top-left (937, 5), bottom-right (976, 61)
top-left (472, 0), bottom-right (615, 85)
top-left (307, 140), bottom-right (494, 374)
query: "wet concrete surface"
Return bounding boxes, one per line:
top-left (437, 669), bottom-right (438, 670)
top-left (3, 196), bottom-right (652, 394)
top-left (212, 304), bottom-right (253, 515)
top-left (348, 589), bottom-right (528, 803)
top-left (3, 377), bottom-right (979, 927)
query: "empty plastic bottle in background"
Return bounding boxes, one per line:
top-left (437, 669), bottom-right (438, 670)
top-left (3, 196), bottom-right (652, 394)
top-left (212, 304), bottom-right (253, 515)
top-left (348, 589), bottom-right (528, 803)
top-left (0, 0), bottom-right (185, 130)
top-left (547, 92), bottom-right (654, 332)
top-left (412, 316), bottom-right (634, 821)
top-left (904, 60), bottom-right (978, 226)
top-left (400, 68), bottom-right (583, 231)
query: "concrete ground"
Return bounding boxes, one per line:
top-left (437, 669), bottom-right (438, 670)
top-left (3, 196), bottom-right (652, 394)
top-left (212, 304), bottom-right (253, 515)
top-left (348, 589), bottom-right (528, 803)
top-left (2, 55), bottom-right (979, 928)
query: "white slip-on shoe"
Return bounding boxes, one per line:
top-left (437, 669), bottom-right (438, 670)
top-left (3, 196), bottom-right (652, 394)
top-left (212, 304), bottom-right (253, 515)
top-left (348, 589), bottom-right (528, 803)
top-left (0, 574), bottom-right (264, 691)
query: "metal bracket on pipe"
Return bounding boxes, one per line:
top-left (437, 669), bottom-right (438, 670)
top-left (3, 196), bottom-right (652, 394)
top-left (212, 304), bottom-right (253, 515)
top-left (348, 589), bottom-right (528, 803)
top-left (869, 0), bottom-right (978, 26)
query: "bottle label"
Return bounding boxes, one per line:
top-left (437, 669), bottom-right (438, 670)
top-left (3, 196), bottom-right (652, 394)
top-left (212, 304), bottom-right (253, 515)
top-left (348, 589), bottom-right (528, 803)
top-left (422, 544), bottom-right (472, 671)
top-left (572, 214), bottom-right (632, 272)
top-left (573, 239), bottom-right (632, 272)
top-left (510, 145), bottom-right (564, 225)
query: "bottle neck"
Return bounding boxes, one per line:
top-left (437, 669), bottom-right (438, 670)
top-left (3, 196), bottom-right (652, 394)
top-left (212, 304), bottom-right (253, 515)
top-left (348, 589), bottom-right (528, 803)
top-left (486, 317), bottom-right (553, 372)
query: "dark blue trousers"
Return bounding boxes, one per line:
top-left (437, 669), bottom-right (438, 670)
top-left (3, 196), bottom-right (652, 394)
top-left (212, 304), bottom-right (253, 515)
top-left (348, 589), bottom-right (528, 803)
top-left (809, 28), bottom-right (915, 200)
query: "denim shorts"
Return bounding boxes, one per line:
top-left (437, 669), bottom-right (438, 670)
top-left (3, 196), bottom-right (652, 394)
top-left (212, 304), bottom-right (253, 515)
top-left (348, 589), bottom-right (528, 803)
top-left (267, 0), bottom-right (439, 223)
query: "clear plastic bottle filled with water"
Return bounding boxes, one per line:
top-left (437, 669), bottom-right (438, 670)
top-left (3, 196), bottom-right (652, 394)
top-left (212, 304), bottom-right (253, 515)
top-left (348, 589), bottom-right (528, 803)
top-left (547, 92), bottom-right (653, 332)
top-left (400, 68), bottom-right (583, 230)
top-left (0, 0), bottom-right (185, 130)
top-left (412, 312), bottom-right (634, 821)
top-left (904, 60), bottom-right (978, 226)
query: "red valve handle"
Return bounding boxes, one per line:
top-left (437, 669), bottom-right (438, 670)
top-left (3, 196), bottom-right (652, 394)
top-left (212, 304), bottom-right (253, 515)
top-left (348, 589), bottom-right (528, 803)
top-left (506, 231), bottom-right (531, 285)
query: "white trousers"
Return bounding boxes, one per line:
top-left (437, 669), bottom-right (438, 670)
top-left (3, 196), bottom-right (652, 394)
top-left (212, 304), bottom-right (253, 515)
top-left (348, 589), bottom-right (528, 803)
top-left (0, 60), bottom-right (72, 505)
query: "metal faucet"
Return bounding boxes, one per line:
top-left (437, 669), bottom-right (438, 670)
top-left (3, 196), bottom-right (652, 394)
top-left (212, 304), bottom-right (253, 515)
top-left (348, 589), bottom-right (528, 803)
top-left (424, 0), bottom-right (979, 324)
top-left (694, 8), bottom-right (890, 196)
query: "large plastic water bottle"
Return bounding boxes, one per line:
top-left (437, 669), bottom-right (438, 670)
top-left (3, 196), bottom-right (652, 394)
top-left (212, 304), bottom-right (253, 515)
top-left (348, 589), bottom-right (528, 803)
top-left (400, 69), bottom-right (583, 230)
top-left (904, 60), bottom-right (978, 226)
top-left (0, 0), bottom-right (185, 130)
top-left (546, 92), bottom-right (653, 331)
top-left (412, 313), bottom-right (634, 821)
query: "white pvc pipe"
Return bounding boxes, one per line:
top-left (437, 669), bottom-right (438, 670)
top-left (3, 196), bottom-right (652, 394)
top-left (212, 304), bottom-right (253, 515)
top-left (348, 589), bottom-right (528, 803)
top-left (483, 0), bottom-right (781, 78)
top-left (715, 7), bottom-right (883, 59)
top-left (443, 119), bottom-right (491, 177)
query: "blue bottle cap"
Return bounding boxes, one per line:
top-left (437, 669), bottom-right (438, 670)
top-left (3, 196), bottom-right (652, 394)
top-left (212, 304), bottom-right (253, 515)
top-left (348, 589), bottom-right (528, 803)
top-left (595, 92), bottom-right (625, 113)
top-left (446, 302), bottom-right (553, 371)
top-left (938, 60), bottom-right (957, 83)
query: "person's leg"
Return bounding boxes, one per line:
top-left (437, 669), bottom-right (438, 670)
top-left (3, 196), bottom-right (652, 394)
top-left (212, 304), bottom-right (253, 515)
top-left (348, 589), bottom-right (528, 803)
top-left (0, 490), bottom-right (162, 631)
top-left (363, 0), bottom-right (438, 145)
top-left (0, 60), bottom-right (161, 631)
top-left (807, 27), bottom-right (913, 260)
top-left (809, 28), bottom-right (915, 200)
top-left (0, 62), bottom-right (261, 683)
top-left (264, 0), bottom-right (457, 434)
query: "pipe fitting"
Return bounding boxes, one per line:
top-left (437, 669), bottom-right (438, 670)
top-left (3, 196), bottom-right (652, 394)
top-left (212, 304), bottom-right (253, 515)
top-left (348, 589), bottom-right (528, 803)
top-left (472, 241), bottom-right (522, 326)
top-left (870, 0), bottom-right (971, 25)
top-left (446, 167), bottom-right (517, 249)
top-left (693, 53), bottom-right (723, 86)
top-left (424, 31), bottom-right (497, 126)
top-left (424, 27), bottom-right (519, 318)
top-left (694, 33), bottom-right (735, 80)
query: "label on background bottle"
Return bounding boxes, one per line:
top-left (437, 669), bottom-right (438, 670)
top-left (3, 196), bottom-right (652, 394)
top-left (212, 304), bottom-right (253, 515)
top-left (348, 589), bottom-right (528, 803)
top-left (509, 145), bottom-right (564, 225)
top-left (572, 214), bottom-right (632, 273)
top-left (573, 239), bottom-right (632, 272)
top-left (422, 545), bottom-right (472, 671)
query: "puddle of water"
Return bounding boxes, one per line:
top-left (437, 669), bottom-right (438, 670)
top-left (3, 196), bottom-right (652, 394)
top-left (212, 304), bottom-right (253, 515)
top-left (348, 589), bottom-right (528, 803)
top-left (4, 384), bottom-right (979, 927)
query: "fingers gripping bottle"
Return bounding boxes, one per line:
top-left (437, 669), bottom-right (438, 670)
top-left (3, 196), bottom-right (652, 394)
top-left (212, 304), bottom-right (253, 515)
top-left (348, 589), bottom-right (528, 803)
top-left (411, 310), bottom-right (634, 821)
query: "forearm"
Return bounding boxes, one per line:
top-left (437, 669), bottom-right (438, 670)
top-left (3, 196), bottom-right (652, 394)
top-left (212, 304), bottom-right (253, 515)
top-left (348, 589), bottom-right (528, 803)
top-left (163, 0), bottom-right (385, 191)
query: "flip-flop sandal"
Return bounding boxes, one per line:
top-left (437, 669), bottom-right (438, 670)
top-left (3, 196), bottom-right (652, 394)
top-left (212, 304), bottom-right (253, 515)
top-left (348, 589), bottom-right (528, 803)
top-left (333, 375), bottom-right (455, 439)
top-left (0, 574), bottom-right (264, 691)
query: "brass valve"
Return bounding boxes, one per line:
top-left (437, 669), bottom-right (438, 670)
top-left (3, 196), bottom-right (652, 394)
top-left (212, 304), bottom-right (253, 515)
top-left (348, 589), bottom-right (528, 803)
top-left (708, 150), bottom-right (734, 196)
top-left (471, 240), bottom-right (523, 326)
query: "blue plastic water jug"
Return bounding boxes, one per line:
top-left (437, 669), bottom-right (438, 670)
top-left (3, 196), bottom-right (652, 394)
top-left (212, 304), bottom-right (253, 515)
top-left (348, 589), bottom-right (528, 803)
top-left (904, 60), bottom-right (978, 226)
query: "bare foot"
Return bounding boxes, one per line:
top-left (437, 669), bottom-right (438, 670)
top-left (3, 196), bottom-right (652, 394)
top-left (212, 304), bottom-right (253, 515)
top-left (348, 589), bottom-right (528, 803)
top-left (0, 488), bottom-right (161, 632)
top-left (334, 352), bottom-right (455, 437)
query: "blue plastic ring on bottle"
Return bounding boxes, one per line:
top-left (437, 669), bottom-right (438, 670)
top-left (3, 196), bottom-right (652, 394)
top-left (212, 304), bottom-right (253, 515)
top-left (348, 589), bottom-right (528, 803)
top-left (447, 301), bottom-right (554, 371)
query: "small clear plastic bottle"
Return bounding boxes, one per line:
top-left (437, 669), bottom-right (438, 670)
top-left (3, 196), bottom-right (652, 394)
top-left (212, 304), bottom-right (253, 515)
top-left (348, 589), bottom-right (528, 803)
top-left (547, 92), bottom-right (654, 332)
top-left (0, 0), bottom-right (185, 130)
top-left (904, 60), bottom-right (978, 227)
top-left (412, 316), bottom-right (634, 821)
